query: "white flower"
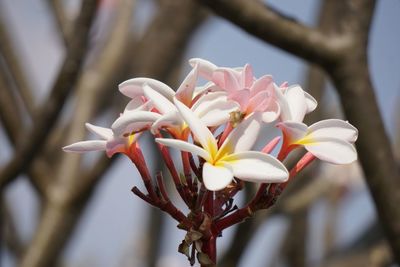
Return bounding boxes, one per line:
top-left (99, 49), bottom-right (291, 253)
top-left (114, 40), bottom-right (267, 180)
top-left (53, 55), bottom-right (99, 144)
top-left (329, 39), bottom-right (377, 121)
top-left (274, 84), bottom-right (317, 123)
top-left (278, 119), bottom-right (358, 164)
top-left (156, 99), bottom-right (289, 191)
top-left (62, 123), bottom-right (140, 157)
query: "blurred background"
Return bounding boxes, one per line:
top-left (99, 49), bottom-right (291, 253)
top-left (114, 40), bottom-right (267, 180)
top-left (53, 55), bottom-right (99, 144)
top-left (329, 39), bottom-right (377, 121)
top-left (0, 0), bottom-right (399, 266)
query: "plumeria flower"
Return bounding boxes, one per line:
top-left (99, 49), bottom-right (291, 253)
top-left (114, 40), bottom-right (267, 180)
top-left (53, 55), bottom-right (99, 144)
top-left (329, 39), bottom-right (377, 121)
top-left (114, 84), bottom-right (239, 139)
top-left (119, 64), bottom-right (199, 111)
top-left (119, 77), bottom-right (176, 102)
top-left (189, 58), bottom-right (280, 123)
top-left (156, 99), bottom-right (289, 191)
top-left (278, 119), bottom-right (358, 164)
top-left (62, 123), bottom-right (140, 157)
top-left (274, 83), bottom-right (317, 123)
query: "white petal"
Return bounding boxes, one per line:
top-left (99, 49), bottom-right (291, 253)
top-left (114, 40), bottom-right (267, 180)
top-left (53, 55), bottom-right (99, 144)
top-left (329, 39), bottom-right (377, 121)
top-left (304, 137), bottom-right (357, 164)
top-left (308, 119), bottom-right (358, 143)
top-left (63, 140), bottom-right (106, 153)
top-left (176, 64), bottom-right (198, 105)
top-left (191, 91), bottom-right (227, 114)
top-left (261, 100), bottom-right (280, 123)
top-left (124, 97), bottom-right (151, 112)
top-left (155, 138), bottom-right (210, 161)
top-left (174, 98), bottom-right (217, 153)
top-left (85, 123), bottom-right (112, 140)
top-left (223, 151), bottom-right (288, 183)
top-left (285, 85), bottom-right (307, 122)
top-left (111, 111), bottom-right (161, 136)
top-left (218, 114), bottom-right (261, 155)
top-left (277, 121), bottom-right (308, 143)
top-left (193, 82), bottom-right (222, 97)
top-left (273, 84), bottom-right (291, 121)
top-left (262, 111), bottom-right (279, 123)
top-left (203, 162), bottom-right (233, 191)
top-left (119, 78), bottom-right (175, 100)
top-left (304, 91), bottom-right (318, 113)
top-left (143, 84), bottom-right (177, 114)
top-left (198, 100), bottom-right (239, 127)
top-left (151, 111), bottom-right (183, 133)
top-left (189, 58), bottom-right (217, 80)
top-left (193, 93), bottom-right (239, 127)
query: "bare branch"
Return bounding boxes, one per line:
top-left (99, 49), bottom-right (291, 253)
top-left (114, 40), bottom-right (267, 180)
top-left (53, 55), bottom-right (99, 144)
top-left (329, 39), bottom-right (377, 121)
top-left (130, 0), bottom-right (207, 78)
top-left (0, 0), bottom-right (99, 189)
top-left (0, 64), bottom-right (50, 195)
top-left (1, 196), bottom-right (25, 258)
top-left (46, 0), bottom-right (71, 46)
top-left (0, 14), bottom-right (36, 115)
top-left (0, 65), bottom-right (23, 145)
top-left (326, 1), bottom-right (400, 262)
top-left (195, 0), bottom-right (345, 67)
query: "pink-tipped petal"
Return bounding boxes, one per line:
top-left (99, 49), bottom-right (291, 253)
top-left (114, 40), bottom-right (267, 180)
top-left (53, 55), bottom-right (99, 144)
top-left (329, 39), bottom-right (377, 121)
top-left (241, 64), bottom-right (254, 88)
top-left (229, 89), bottom-right (250, 111)
top-left (250, 75), bottom-right (273, 97)
top-left (105, 137), bottom-right (129, 157)
top-left (176, 64), bottom-right (198, 106)
top-left (214, 68), bottom-right (241, 93)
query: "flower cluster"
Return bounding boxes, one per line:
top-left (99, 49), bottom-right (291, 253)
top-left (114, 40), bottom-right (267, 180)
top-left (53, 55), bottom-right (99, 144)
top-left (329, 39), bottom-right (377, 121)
top-left (63, 58), bottom-right (358, 265)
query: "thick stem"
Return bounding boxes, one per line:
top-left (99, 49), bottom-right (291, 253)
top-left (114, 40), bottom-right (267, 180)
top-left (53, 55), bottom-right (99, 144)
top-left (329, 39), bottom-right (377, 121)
top-left (202, 191), bottom-right (217, 265)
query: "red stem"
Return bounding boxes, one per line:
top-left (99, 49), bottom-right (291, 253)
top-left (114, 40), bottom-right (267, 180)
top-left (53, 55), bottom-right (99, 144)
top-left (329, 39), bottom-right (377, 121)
top-left (202, 191), bottom-right (217, 265)
top-left (181, 151), bottom-right (193, 190)
top-left (128, 143), bottom-right (157, 200)
top-left (216, 152), bottom-right (317, 232)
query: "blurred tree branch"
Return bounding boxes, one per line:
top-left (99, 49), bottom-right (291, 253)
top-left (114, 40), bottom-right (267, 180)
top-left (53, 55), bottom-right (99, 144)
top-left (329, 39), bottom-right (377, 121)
top-left (196, 0), bottom-right (400, 263)
top-left (46, 0), bottom-right (71, 46)
top-left (0, 0), bottom-right (100, 189)
top-left (0, 13), bottom-right (36, 115)
top-left (0, 64), bottom-right (50, 195)
top-left (1, 196), bottom-right (25, 259)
